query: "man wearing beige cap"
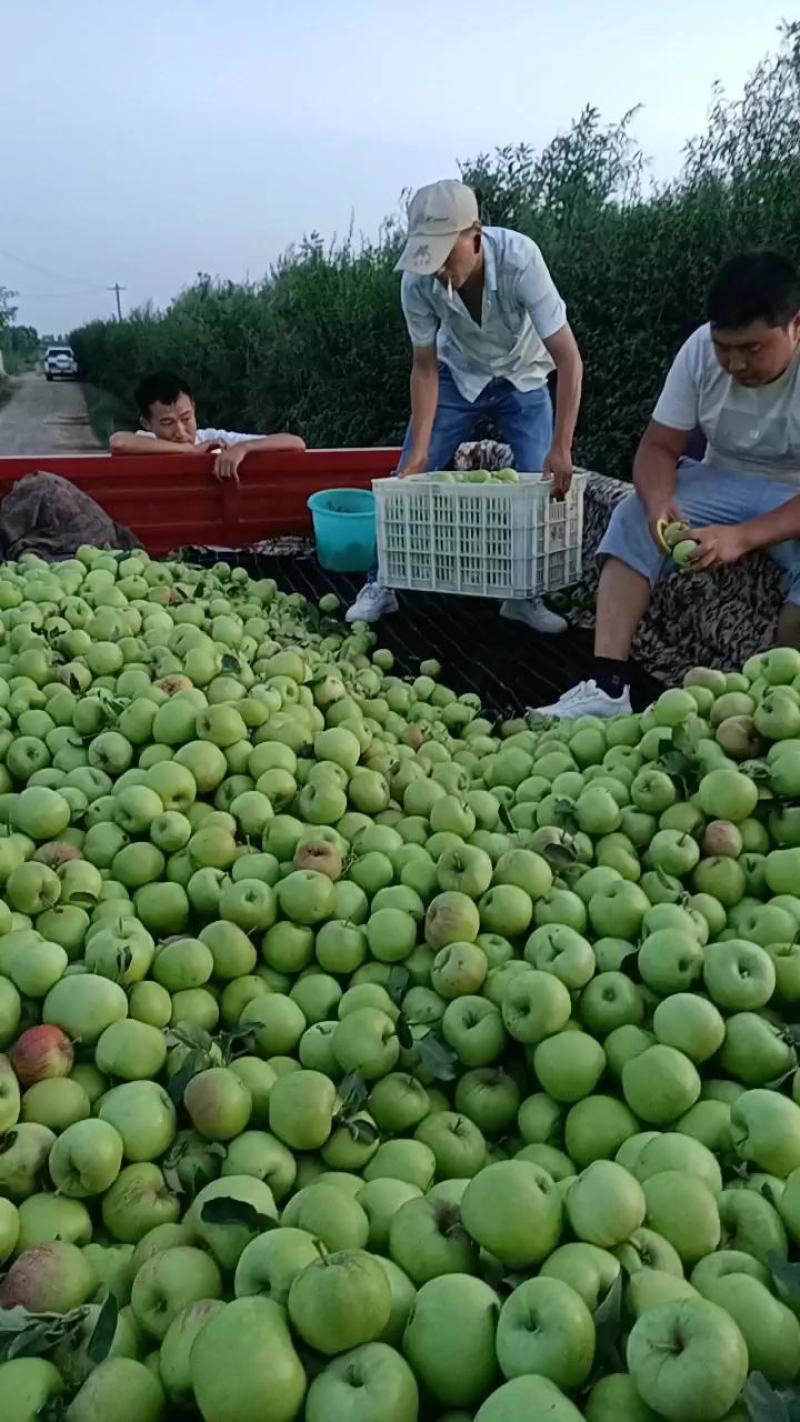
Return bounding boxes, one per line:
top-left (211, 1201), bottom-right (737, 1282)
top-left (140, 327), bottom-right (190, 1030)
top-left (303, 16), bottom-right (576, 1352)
top-left (347, 178), bottom-right (583, 630)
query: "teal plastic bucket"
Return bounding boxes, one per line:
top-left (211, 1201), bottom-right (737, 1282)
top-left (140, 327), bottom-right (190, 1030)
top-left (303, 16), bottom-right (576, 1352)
top-left (307, 488), bottom-right (377, 572)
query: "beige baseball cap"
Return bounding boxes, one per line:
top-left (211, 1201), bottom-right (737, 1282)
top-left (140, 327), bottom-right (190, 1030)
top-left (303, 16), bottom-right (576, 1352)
top-left (394, 179), bottom-right (480, 275)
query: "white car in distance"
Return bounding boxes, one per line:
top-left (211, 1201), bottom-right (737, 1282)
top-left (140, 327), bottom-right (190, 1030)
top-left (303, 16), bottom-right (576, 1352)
top-left (43, 346), bottom-right (78, 381)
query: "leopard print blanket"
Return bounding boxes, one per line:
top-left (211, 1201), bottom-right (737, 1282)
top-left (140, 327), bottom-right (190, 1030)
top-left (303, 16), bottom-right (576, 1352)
top-left (452, 443), bottom-right (783, 683)
top-left (570, 472), bottom-right (784, 684)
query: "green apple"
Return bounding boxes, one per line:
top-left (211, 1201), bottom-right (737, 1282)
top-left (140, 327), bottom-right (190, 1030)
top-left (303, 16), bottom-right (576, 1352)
top-left (402, 1273), bottom-right (499, 1408)
top-left (66, 1357), bottom-right (164, 1422)
top-left (49, 1117), bottom-right (123, 1196)
top-left (641, 1171), bottom-right (720, 1262)
top-left (496, 1275), bottom-right (595, 1389)
top-left (501, 968), bottom-right (571, 1044)
top-left (15, 1192), bottom-right (91, 1251)
top-left (622, 1046), bottom-right (701, 1124)
top-left (95, 1019), bottom-right (167, 1081)
top-left (461, 1160), bottom-right (561, 1267)
top-left (584, 1372), bottom-right (661, 1422)
top-left (564, 1095), bottom-right (639, 1167)
top-left (305, 1341), bottom-right (418, 1422)
top-left (718, 1187), bottom-right (788, 1263)
top-left (190, 1296), bottom-right (307, 1422)
top-left (474, 1375), bottom-right (585, 1421)
top-left (425, 891), bottom-right (481, 946)
top-left (184, 1067), bottom-right (252, 1141)
top-left (159, 1298), bottom-right (226, 1410)
top-left (637, 929), bottom-right (703, 995)
top-left (0, 1359), bottom-right (64, 1421)
top-left (368, 1073), bottom-right (430, 1134)
top-left (388, 1194), bottom-right (475, 1283)
top-left (289, 1248), bottom-right (390, 1355)
top-left (415, 1111), bottom-right (487, 1178)
top-left (101, 1162), bottom-right (179, 1244)
top-left (363, 1139), bottom-right (436, 1191)
top-left (524, 924), bottom-right (595, 989)
top-left (626, 1298), bottom-right (747, 1421)
top-left (97, 1081), bottom-right (177, 1161)
top-left (234, 1226), bottom-right (319, 1306)
top-left (281, 1183), bottom-right (368, 1254)
top-left (691, 1249), bottom-right (771, 1294)
top-left (652, 993), bottom-right (725, 1063)
top-left (701, 1273), bottom-right (800, 1385)
top-left (731, 1088), bottom-right (800, 1177)
top-left (533, 1031), bottom-right (606, 1103)
top-left (566, 1160), bottom-right (646, 1247)
top-left (268, 1069), bottom-right (337, 1150)
top-left (130, 1243), bottom-right (222, 1340)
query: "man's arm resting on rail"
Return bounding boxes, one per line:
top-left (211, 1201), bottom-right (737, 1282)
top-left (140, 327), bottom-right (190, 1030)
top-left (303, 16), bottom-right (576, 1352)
top-left (109, 432), bottom-right (221, 455)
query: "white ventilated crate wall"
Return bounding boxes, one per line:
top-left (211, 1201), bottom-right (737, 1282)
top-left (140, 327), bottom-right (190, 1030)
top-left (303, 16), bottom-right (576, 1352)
top-left (374, 472), bottom-right (586, 600)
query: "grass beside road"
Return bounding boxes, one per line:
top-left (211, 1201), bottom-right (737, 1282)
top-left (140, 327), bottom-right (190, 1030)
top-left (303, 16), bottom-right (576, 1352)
top-left (82, 382), bottom-right (132, 447)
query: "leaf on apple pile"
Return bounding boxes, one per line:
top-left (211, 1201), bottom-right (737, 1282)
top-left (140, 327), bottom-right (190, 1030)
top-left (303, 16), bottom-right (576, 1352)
top-left (541, 841), bottom-right (580, 868)
top-left (592, 1271), bottom-right (624, 1373)
top-left (166, 1050), bottom-right (213, 1107)
top-left (417, 1031), bottom-right (458, 1082)
top-left (218, 1025), bottom-right (257, 1063)
top-left (221, 654), bottom-right (242, 675)
top-left (769, 1252), bottom-right (800, 1306)
top-left (337, 1073), bottom-right (370, 1113)
top-left (342, 1114), bottom-right (381, 1145)
top-left (745, 1371), bottom-right (800, 1421)
top-left (388, 965), bottom-right (411, 1007)
top-left (395, 1015), bottom-right (415, 1051)
top-left (86, 1290), bottom-right (119, 1365)
top-left (0, 1305), bottom-right (88, 1362)
top-left (200, 1197), bottom-right (278, 1234)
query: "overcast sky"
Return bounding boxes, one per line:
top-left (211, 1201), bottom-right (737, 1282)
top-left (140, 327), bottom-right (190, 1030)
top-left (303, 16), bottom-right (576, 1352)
top-left (0, 0), bottom-right (791, 334)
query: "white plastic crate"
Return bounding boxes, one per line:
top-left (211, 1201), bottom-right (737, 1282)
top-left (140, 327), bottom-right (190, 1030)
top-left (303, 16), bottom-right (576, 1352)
top-left (374, 471), bottom-right (586, 600)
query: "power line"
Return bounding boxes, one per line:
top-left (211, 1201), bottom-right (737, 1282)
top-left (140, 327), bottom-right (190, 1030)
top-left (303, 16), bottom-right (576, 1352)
top-left (0, 246), bottom-right (101, 291)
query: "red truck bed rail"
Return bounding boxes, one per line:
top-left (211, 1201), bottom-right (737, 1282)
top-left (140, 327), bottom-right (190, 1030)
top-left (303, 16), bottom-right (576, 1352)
top-left (0, 448), bottom-right (401, 555)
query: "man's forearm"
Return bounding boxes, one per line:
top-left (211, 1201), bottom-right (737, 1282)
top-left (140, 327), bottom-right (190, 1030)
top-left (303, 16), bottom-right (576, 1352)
top-left (239, 435), bottom-right (305, 454)
top-left (110, 433), bottom-right (188, 455)
top-left (551, 348), bottom-right (583, 450)
top-left (739, 493), bottom-right (800, 553)
top-left (633, 445), bottom-right (680, 511)
top-left (404, 364), bottom-right (440, 469)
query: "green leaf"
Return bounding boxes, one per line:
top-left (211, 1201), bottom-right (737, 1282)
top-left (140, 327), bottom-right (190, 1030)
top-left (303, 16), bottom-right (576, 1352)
top-left (387, 965), bottom-right (411, 1007)
top-left (396, 1014), bottom-right (414, 1051)
top-left (417, 1031), bottom-right (458, 1082)
top-left (200, 1197), bottom-right (277, 1234)
top-left (87, 1291), bottom-right (118, 1364)
top-left (542, 841), bottom-right (580, 867)
top-left (221, 654), bottom-right (242, 675)
top-left (592, 1271), bottom-right (624, 1373)
top-left (337, 1073), bottom-right (369, 1113)
top-left (769, 1252), bottom-right (800, 1305)
top-left (345, 1116), bottom-right (381, 1145)
top-left (745, 1372), bottom-right (792, 1421)
top-left (166, 1051), bottom-right (208, 1106)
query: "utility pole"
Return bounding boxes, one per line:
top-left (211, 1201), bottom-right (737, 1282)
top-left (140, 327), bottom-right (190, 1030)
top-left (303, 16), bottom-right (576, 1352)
top-left (108, 283), bottom-right (126, 321)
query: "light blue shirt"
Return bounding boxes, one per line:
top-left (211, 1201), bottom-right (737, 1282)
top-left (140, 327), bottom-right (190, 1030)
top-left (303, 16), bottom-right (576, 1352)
top-left (400, 226), bottom-right (567, 402)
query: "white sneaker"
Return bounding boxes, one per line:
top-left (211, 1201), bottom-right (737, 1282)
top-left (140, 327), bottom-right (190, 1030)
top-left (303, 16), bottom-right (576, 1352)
top-left (345, 584), bottom-right (399, 624)
top-left (500, 598), bottom-right (568, 635)
top-left (532, 679), bottom-right (633, 720)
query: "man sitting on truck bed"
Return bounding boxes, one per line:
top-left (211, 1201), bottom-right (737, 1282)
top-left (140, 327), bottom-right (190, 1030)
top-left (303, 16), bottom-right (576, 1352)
top-left (109, 371), bottom-right (305, 481)
top-left (537, 250), bottom-right (800, 720)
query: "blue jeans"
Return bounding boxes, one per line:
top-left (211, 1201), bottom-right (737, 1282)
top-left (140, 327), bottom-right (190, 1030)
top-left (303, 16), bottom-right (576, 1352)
top-left (369, 363), bottom-right (554, 582)
top-left (599, 460), bottom-right (800, 603)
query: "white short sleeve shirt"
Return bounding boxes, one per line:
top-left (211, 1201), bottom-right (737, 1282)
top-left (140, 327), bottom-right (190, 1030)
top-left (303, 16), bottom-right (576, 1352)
top-left (400, 226), bottom-right (567, 402)
top-left (135, 429), bottom-right (262, 446)
top-left (654, 324), bottom-right (800, 484)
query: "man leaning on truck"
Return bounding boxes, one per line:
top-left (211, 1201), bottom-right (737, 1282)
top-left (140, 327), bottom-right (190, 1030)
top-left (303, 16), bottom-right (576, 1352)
top-left (346, 179), bottom-right (584, 633)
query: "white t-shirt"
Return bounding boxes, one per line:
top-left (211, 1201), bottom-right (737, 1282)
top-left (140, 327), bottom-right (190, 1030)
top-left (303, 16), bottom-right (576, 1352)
top-left (654, 323), bottom-right (800, 485)
top-left (400, 226), bottom-right (567, 401)
top-left (135, 429), bottom-right (262, 446)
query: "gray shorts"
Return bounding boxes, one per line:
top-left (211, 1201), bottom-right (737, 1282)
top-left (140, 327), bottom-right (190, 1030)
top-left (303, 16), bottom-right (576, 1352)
top-left (598, 460), bottom-right (800, 604)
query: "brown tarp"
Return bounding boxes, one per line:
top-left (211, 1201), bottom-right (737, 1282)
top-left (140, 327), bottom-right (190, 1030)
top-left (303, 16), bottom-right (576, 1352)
top-left (0, 471), bottom-right (141, 561)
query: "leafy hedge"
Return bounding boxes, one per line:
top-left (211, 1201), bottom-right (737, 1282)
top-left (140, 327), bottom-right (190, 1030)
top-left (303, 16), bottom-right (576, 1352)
top-left (71, 26), bottom-right (800, 477)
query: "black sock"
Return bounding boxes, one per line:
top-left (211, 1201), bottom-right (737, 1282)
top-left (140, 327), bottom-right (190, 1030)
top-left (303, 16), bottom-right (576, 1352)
top-left (593, 656), bottom-right (630, 698)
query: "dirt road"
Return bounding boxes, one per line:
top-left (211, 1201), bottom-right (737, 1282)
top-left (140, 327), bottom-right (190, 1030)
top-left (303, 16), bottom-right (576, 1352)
top-left (0, 372), bottom-right (102, 456)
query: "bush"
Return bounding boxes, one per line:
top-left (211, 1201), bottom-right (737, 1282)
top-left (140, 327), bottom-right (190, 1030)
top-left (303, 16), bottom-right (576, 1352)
top-left (71, 25), bottom-right (800, 476)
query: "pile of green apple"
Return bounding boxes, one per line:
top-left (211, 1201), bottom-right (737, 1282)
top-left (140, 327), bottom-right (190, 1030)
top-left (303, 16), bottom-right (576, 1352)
top-left (3, 550), bottom-right (800, 1420)
top-left (429, 469), bottom-right (522, 484)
